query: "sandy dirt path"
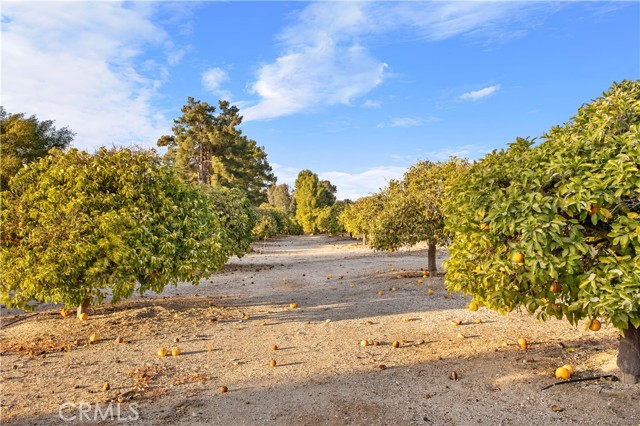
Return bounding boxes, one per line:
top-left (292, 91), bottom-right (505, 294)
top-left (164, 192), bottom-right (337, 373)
top-left (1, 235), bottom-right (638, 425)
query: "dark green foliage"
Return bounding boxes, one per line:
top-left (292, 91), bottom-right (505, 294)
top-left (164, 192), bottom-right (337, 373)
top-left (444, 80), bottom-right (640, 330)
top-left (158, 97), bottom-right (275, 204)
top-left (0, 107), bottom-right (74, 190)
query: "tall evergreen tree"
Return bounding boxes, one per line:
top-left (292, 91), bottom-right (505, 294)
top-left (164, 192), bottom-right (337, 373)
top-left (267, 183), bottom-right (293, 215)
top-left (294, 170), bottom-right (336, 233)
top-left (158, 98), bottom-right (275, 204)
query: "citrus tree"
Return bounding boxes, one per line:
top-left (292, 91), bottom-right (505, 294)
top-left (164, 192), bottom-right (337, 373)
top-left (0, 147), bottom-right (239, 317)
top-left (253, 204), bottom-right (302, 240)
top-left (208, 186), bottom-right (256, 258)
top-left (316, 201), bottom-right (351, 235)
top-left (339, 194), bottom-right (384, 245)
top-left (443, 80), bottom-right (640, 383)
top-left (370, 158), bottom-right (469, 273)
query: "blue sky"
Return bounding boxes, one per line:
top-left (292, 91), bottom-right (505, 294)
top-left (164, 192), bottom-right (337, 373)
top-left (2, 1), bottom-right (639, 200)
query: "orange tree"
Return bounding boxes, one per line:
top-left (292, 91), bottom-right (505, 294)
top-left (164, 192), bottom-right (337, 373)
top-left (443, 81), bottom-right (640, 383)
top-left (253, 204), bottom-right (302, 239)
top-left (316, 201), bottom-right (351, 235)
top-left (0, 147), bottom-right (248, 317)
top-left (369, 158), bottom-right (469, 273)
top-left (339, 194), bottom-right (384, 245)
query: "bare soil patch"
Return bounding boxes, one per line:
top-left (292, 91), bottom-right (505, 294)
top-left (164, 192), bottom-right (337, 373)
top-left (1, 235), bottom-right (638, 425)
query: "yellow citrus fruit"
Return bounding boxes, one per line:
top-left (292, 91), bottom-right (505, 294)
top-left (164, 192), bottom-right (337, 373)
top-left (102, 383), bottom-right (110, 392)
top-left (271, 344), bottom-right (278, 351)
top-left (468, 301), bottom-right (479, 311)
top-left (360, 340), bottom-right (370, 347)
top-left (171, 346), bottom-right (181, 356)
top-left (219, 386), bottom-right (228, 393)
top-left (115, 337), bottom-right (124, 344)
top-left (392, 341), bottom-right (400, 348)
top-left (270, 359), bottom-right (277, 368)
top-left (60, 309), bottom-right (70, 318)
top-left (289, 303), bottom-right (298, 309)
top-left (157, 347), bottom-right (168, 357)
top-left (517, 338), bottom-right (527, 350)
top-left (589, 319), bottom-right (601, 331)
top-left (555, 367), bottom-right (571, 380)
top-left (89, 333), bottom-right (99, 343)
top-left (427, 289), bottom-right (434, 295)
top-left (550, 282), bottom-right (562, 293)
top-left (561, 364), bottom-right (574, 375)
top-left (511, 252), bottom-right (524, 263)
top-left (79, 313), bottom-right (88, 321)
top-left (417, 279), bottom-right (423, 284)
top-left (378, 290), bottom-right (383, 296)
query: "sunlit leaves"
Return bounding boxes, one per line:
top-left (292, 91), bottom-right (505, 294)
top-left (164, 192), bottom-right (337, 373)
top-left (0, 147), bottom-right (242, 310)
top-left (444, 80), bottom-right (640, 331)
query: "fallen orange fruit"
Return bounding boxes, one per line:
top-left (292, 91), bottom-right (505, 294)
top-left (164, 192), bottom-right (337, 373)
top-left (555, 367), bottom-right (571, 380)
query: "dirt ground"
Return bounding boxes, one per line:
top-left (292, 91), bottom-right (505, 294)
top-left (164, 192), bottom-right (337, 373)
top-left (1, 235), bottom-right (639, 425)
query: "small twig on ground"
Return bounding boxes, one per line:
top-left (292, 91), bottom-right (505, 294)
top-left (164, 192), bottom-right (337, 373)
top-left (2, 313), bottom-right (39, 328)
top-left (541, 374), bottom-right (617, 391)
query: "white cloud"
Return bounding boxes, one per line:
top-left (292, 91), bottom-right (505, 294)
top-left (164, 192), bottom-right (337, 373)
top-left (242, 2), bottom-right (548, 122)
top-left (271, 162), bottom-right (405, 201)
top-left (1, 2), bottom-right (173, 151)
top-left (377, 115), bottom-right (441, 128)
top-left (202, 67), bottom-right (231, 99)
top-left (363, 99), bottom-right (382, 109)
top-left (321, 167), bottom-right (407, 201)
top-left (459, 85), bottom-right (501, 101)
top-left (420, 144), bottom-right (492, 162)
top-left (242, 2), bottom-right (387, 121)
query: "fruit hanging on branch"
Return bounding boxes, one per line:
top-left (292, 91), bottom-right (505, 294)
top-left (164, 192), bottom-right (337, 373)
top-left (444, 80), bottom-right (640, 383)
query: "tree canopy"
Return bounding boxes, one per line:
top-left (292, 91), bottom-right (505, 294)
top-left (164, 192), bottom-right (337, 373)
top-left (0, 107), bottom-right (74, 190)
top-left (267, 183), bottom-right (294, 215)
top-left (294, 170), bottom-right (337, 233)
top-left (158, 97), bottom-right (275, 204)
top-left (340, 158), bottom-right (468, 272)
top-left (0, 147), bottom-right (244, 312)
top-left (443, 80), bottom-right (640, 382)
top-left (339, 194), bottom-right (384, 244)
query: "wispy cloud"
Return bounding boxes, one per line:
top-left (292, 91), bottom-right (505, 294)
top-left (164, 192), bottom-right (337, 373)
top-left (242, 2), bottom-right (552, 121)
top-left (321, 167), bottom-right (407, 201)
top-left (459, 85), bottom-right (501, 101)
top-left (363, 99), bottom-right (382, 109)
top-left (1, 2), bottom-right (176, 150)
top-left (202, 67), bottom-right (231, 99)
top-left (376, 115), bottom-right (441, 129)
top-left (421, 144), bottom-right (492, 162)
top-left (271, 163), bottom-right (405, 201)
top-left (243, 3), bottom-right (387, 121)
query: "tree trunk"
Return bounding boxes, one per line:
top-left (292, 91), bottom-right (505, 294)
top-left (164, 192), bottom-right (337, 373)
top-left (77, 297), bottom-right (90, 319)
top-left (617, 323), bottom-right (640, 384)
top-left (363, 234), bottom-right (367, 246)
top-left (427, 242), bottom-right (437, 275)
